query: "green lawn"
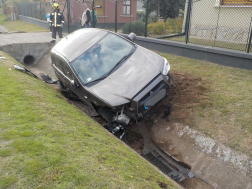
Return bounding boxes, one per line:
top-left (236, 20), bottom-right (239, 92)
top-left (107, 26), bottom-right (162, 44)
top-left (0, 14), bottom-right (7, 24)
top-left (0, 14), bottom-right (49, 32)
top-left (147, 34), bottom-right (249, 52)
top-left (2, 20), bottom-right (49, 32)
top-left (0, 52), bottom-right (178, 189)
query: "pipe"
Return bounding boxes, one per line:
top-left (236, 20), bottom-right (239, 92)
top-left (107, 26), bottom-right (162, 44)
top-left (157, 32), bottom-right (186, 39)
top-left (144, 0), bottom-right (149, 38)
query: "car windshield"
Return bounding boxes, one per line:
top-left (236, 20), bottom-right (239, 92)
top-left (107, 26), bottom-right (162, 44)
top-left (71, 33), bottom-right (134, 84)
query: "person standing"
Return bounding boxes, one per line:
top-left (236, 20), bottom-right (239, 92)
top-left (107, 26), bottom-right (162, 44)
top-left (49, 3), bottom-right (64, 43)
top-left (46, 13), bottom-right (52, 33)
top-left (81, 3), bottom-right (91, 28)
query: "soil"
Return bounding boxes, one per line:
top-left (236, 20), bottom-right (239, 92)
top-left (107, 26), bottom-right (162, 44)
top-left (67, 71), bottom-right (214, 189)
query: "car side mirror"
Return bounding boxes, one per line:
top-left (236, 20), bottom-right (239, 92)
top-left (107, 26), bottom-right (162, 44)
top-left (71, 80), bottom-right (79, 89)
top-left (127, 33), bottom-right (136, 42)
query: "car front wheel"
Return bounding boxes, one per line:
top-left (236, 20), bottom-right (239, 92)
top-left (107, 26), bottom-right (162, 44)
top-left (59, 80), bottom-right (79, 100)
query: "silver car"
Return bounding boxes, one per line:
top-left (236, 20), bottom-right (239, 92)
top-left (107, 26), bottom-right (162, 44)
top-left (51, 28), bottom-right (173, 132)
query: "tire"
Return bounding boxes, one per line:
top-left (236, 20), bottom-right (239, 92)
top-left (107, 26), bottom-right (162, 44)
top-left (59, 80), bottom-right (79, 100)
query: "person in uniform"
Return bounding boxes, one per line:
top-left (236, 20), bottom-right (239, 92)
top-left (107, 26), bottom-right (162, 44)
top-left (49, 3), bottom-right (64, 43)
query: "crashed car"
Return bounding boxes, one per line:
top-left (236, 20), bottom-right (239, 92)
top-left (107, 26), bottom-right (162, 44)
top-left (50, 28), bottom-right (173, 136)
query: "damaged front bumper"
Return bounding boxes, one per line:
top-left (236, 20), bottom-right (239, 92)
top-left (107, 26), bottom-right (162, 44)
top-left (130, 73), bottom-right (173, 117)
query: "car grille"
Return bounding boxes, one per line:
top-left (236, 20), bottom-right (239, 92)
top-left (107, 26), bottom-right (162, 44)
top-left (138, 81), bottom-right (169, 114)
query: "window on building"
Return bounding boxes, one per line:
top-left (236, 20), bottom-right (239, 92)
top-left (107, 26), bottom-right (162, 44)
top-left (222, 0), bottom-right (252, 5)
top-left (95, 0), bottom-right (104, 16)
top-left (122, 0), bottom-right (131, 15)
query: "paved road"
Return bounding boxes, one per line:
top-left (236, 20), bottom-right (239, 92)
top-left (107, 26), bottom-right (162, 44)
top-left (0, 31), bottom-right (64, 46)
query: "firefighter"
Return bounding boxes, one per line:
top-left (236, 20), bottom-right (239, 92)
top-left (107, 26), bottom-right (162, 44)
top-left (49, 3), bottom-right (64, 43)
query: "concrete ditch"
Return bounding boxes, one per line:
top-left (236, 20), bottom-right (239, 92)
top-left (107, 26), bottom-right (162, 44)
top-left (0, 42), bottom-right (57, 80)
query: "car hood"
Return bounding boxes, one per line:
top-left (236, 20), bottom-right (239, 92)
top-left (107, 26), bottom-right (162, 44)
top-left (88, 46), bottom-right (164, 106)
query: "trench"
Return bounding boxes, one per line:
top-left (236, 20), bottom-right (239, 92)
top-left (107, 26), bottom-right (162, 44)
top-left (2, 43), bottom-right (252, 189)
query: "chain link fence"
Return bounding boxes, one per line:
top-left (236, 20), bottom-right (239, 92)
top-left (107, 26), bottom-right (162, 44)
top-left (187, 0), bottom-right (252, 52)
top-left (17, 0), bottom-right (252, 53)
top-left (18, 2), bottom-right (51, 21)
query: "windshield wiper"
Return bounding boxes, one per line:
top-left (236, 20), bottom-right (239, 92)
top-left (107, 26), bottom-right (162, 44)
top-left (107, 50), bottom-right (134, 76)
top-left (107, 55), bottom-right (127, 76)
top-left (85, 75), bottom-right (108, 85)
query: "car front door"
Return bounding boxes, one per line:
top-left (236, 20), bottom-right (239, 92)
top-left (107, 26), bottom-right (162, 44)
top-left (54, 57), bottom-right (91, 105)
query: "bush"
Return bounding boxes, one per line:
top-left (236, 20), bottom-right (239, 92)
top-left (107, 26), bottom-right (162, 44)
top-left (147, 18), bottom-right (184, 35)
top-left (166, 18), bottom-right (183, 33)
top-left (147, 21), bottom-right (172, 35)
top-left (149, 14), bottom-right (158, 23)
top-left (122, 21), bottom-right (145, 36)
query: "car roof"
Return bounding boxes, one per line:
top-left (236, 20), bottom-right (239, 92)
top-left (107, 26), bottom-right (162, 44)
top-left (51, 28), bottom-right (108, 62)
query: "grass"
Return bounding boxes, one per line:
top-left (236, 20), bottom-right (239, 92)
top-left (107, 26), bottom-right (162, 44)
top-left (0, 14), bottom-right (7, 24)
top-left (147, 34), bottom-right (249, 52)
top-left (0, 51), bottom-right (179, 188)
top-left (0, 14), bottom-right (49, 32)
top-left (2, 20), bottom-right (49, 32)
top-left (161, 53), bottom-right (252, 156)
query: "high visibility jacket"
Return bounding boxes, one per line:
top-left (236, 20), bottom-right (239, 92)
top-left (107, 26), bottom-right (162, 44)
top-left (49, 10), bottom-right (64, 27)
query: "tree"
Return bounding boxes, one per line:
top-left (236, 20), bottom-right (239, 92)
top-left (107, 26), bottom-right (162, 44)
top-left (141, 0), bottom-right (185, 20)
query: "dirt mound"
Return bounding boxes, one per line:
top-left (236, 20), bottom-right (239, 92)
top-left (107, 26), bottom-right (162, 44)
top-left (125, 70), bottom-right (211, 140)
top-left (165, 71), bottom-right (211, 125)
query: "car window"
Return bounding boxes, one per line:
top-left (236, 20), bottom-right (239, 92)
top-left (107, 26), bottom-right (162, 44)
top-left (61, 61), bottom-right (75, 80)
top-left (71, 33), bottom-right (134, 84)
top-left (54, 57), bottom-right (75, 80)
top-left (54, 56), bottom-right (63, 71)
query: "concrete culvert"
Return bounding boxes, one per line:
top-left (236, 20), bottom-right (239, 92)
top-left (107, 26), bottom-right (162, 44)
top-left (23, 55), bottom-right (35, 65)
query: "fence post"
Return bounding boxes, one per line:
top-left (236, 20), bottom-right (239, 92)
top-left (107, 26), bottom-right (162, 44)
top-left (185, 0), bottom-right (192, 44)
top-left (18, 4), bottom-right (20, 16)
top-left (40, 1), bottom-right (42, 20)
top-left (247, 18), bottom-right (252, 53)
top-left (35, 3), bottom-right (37, 19)
top-left (115, 0), bottom-right (117, 33)
top-left (92, 0), bottom-right (95, 28)
top-left (30, 3), bottom-right (32, 17)
top-left (67, 0), bottom-right (70, 33)
top-left (144, 0), bottom-right (149, 38)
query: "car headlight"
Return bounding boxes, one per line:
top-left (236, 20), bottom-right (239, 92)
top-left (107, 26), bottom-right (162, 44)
top-left (162, 58), bottom-right (170, 75)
